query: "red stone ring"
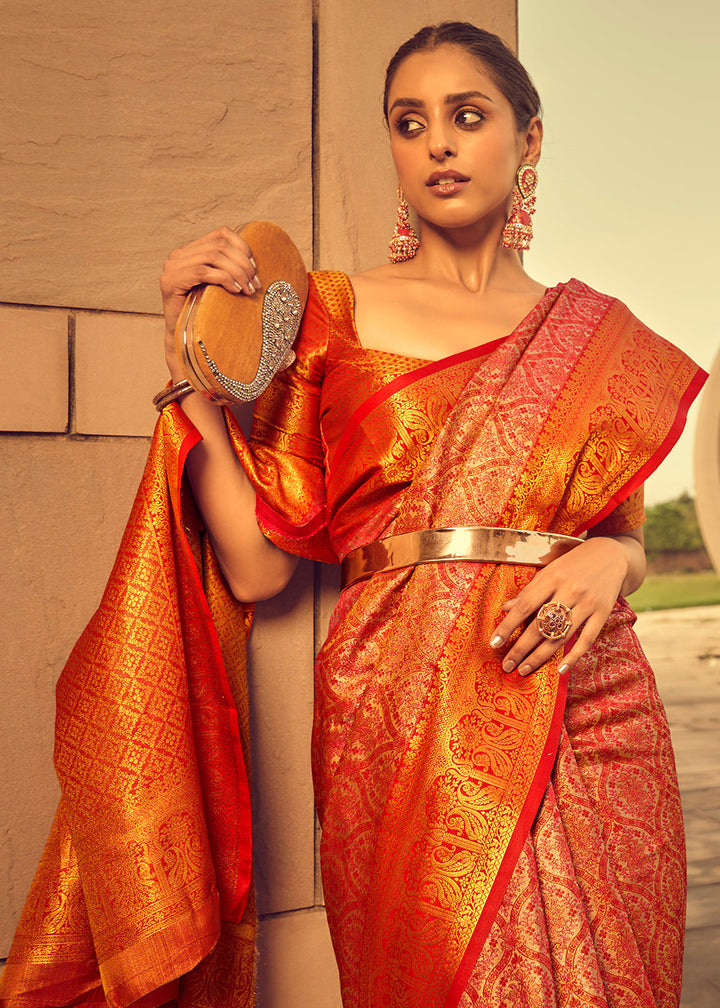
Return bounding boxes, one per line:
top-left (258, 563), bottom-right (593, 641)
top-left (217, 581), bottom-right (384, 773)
top-left (536, 601), bottom-right (573, 641)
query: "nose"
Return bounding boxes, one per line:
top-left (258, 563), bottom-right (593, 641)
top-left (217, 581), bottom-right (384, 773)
top-left (428, 128), bottom-right (456, 161)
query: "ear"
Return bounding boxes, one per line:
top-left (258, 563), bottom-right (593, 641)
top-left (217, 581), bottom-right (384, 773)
top-left (521, 116), bottom-right (543, 166)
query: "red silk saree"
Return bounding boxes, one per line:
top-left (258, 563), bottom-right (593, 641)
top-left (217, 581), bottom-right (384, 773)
top-left (0, 270), bottom-right (706, 1008)
top-left (235, 272), bottom-right (705, 1007)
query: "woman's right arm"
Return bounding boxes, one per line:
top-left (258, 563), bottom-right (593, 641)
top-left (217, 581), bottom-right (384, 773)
top-left (160, 226), bottom-right (299, 602)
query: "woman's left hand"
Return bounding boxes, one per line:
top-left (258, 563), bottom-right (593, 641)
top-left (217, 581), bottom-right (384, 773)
top-left (489, 531), bottom-right (645, 676)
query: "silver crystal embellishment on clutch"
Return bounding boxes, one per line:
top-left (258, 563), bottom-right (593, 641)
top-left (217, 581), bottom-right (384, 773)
top-left (199, 281), bottom-right (302, 401)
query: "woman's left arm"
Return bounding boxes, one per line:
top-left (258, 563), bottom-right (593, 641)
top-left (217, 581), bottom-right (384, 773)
top-left (489, 527), bottom-right (646, 677)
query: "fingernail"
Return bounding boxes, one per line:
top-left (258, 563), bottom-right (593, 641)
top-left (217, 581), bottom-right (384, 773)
top-left (502, 659), bottom-right (514, 673)
top-left (250, 256), bottom-right (257, 269)
top-left (233, 279), bottom-right (243, 292)
top-left (519, 664), bottom-right (532, 677)
top-left (252, 274), bottom-right (261, 290)
top-left (489, 635), bottom-right (503, 649)
top-left (245, 282), bottom-right (255, 296)
top-left (558, 663), bottom-right (569, 675)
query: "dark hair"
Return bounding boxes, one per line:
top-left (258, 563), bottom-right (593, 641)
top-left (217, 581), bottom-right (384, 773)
top-left (383, 22), bottom-right (542, 132)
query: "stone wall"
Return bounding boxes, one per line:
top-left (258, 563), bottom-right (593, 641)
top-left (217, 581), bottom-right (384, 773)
top-left (0, 1), bottom-right (516, 1002)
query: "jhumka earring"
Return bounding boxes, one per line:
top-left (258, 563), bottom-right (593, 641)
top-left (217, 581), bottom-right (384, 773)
top-left (501, 164), bottom-right (538, 251)
top-left (388, 185), bottom-right (420, 263)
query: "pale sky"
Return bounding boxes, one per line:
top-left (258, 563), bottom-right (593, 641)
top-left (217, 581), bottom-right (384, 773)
top-left (519, 0), bottom-right (718, 504)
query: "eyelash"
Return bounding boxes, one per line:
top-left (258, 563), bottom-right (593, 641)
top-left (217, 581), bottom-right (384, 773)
top-left (394, 108), bottom-right (485, 136)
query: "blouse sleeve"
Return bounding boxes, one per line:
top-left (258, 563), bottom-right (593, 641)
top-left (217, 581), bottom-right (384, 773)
top-left (224, 274), bottom-right (338, 564)
top-left (588, 486), bottom-right (646, 536)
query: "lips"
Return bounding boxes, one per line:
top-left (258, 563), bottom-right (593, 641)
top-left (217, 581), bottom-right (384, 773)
top-left (426, 170), bottom-right (470, 187)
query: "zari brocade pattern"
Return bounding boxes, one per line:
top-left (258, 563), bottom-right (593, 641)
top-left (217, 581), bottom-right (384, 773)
top-left (231, 272), bottom-right (702, 1008)
top-left (0, 411), bottom-right (256, 1007)
top-left (0, 270), bottom-right (705, 1008)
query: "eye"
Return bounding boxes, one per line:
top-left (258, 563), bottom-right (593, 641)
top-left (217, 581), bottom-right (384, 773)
top-left (455, 108), bottom-right (485, 128)
top-left (395, 116), bottom-right (425, 136)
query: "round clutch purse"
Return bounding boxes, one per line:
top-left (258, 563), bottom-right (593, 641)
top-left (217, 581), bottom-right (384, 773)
top-left (175, 220), bottom-right (309, 404)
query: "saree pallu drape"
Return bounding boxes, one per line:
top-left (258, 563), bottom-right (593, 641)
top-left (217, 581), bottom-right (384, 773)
top-left (232, 273), bottom-right (706, 1008)
top-left (0, 408), bottom-right (256, 1008)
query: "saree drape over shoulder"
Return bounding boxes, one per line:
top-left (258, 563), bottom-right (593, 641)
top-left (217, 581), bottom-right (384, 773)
top-left (0, 271), bottom-right (706, 1008)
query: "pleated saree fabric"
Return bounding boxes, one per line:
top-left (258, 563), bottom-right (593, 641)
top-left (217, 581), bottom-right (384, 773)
top-left (0, 271), bottom-right (706, 1008)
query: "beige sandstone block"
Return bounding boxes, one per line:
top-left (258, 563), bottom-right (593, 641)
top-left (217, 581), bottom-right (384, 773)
top-left (257, 908), bottom-right (341, 1008)
top-left (1, 0), bottom-right (313, 313)
top-left (249, 560), bottom-right (317, 915)
top-left (0, 435), bottom-right (150, 952)
top-left (74, 311), bottom-right (168, 436)
top-left (0, 305), bottom-right (68, 432)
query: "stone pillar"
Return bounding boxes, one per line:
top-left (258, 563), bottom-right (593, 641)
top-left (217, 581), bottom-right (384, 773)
top-left (0, 2), bottom-right (516, 1004)
top-left (695, 350), bottom-right (720, 574)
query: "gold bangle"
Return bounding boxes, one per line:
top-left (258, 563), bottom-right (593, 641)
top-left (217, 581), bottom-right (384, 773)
top-left (153, 380), bottom-right (194, 412)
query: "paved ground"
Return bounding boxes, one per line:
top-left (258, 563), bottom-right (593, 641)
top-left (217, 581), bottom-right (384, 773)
top-left (636, 605), bottom-right (720, 1008)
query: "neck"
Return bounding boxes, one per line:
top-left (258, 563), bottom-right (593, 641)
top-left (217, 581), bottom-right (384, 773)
top-left (409, 219), bottom-right (529, 294)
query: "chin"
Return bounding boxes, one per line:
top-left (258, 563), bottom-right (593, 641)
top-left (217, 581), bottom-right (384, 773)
top-left (423, 208), bottom-right (497, 234)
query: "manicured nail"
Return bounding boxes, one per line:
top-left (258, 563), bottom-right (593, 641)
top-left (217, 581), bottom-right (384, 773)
top-left (489, 635), bottom-right (503, 649)
top-left (233, 279), bottom-right (243, 292)
top-left (252, 274), bottom-right (261, 290)
top-left (502, 659), bottom-right (514, 673)
top-left (250, 256), bottom-right (257, 269)
top-left (245, 282), bottom-right (255, 295)
top-left (558, 663), bottom-right (569, 675)
top-left (519, 664), bottom-right (532, 677)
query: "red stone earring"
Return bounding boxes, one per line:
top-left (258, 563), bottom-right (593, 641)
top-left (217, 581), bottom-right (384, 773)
top-left (501, 164), bottom-right (538, 251)
top-left (388, 185), bottom-right (420, 263)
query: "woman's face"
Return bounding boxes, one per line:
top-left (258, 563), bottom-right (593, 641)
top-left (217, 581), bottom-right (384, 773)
top-left (386, 45), bottom-right (540, 237)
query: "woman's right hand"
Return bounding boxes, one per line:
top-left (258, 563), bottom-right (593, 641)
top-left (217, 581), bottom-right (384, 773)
top-left (160, 226), bottom-right (261, 372)
top-left (156, 226), bottom-right (299, 601)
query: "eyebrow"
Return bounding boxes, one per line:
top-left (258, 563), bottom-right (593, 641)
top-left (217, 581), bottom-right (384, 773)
top-left (388, 90), bottom-right (494, 114)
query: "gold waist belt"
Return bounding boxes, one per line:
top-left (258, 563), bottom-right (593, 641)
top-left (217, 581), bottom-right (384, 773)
top-left (340, 526), bottom-right (583, 591)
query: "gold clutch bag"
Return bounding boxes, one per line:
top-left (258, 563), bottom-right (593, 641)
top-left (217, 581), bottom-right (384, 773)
top-left (175, 220), bottom-right (308, 404)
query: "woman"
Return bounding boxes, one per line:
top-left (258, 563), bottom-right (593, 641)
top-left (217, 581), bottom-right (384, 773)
top-left (0, 21), bottom-right (706, 1008)
top-left (158, 21), bottom-right (702, 1007)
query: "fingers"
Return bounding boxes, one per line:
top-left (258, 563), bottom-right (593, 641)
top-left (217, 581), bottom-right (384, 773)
top-left (490, 605), bottom-right (570, 677)
top-left (487, 537), bottom-right (631, 678)
top-left (489, 578), bottom-right (612, 677)
top-left (161, 226), bottom-right (261, 302)
top-left (160, 226), bottom-right (264, 341)
top-left (492, 605), bottom-right (601, 678)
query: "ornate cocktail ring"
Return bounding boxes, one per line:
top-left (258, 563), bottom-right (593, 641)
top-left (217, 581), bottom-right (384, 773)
top-left (536, 601), bottom-right (573, 640)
